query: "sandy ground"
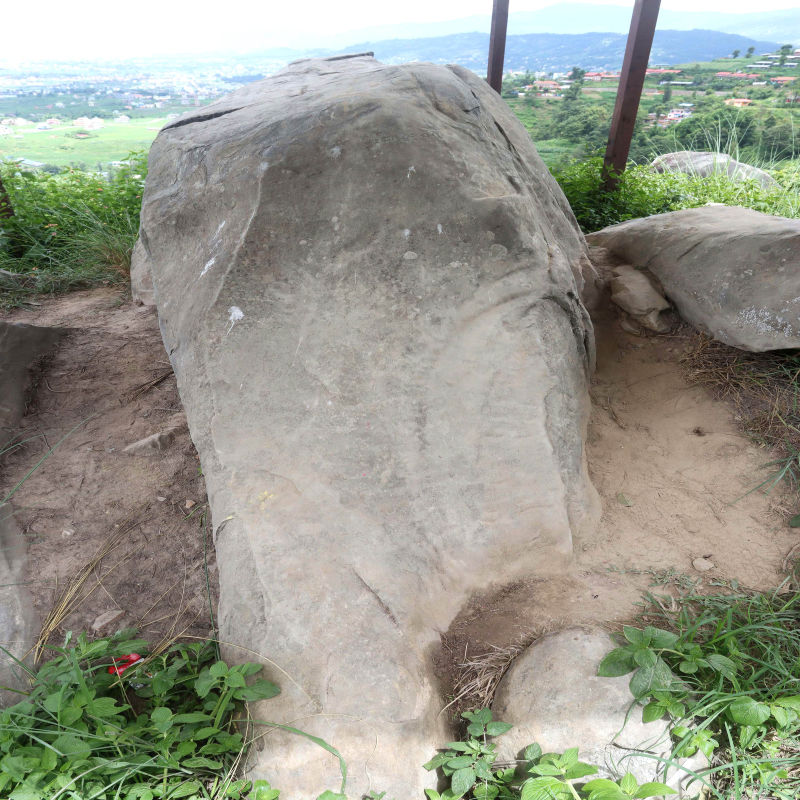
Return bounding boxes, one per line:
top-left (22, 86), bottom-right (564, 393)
top-left (1, 289), bottom-right (216, 651)
top-left (3, 286), bottom-right (796, 696)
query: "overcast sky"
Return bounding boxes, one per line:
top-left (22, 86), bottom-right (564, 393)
top-left (4, 0), bottom-right (799, 61)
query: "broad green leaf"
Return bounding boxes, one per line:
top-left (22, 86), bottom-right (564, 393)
top-left (450, 766), bottom-right (476, 796)
top-left (88, 696), bottom-right (127, 717)
top-left (194, 668), bottom-right (216, 698)
top-left (771, 705), bottom-right (791, 728)
top-left (564, 761), bottom-right (598, 780)
top-left (633, 648), bottom-right (657, 668)
top-left (467, 709), bottom-right (493, 725)
top-left (619, 772), bottom-right (638, 795)
top-left (225, 670), bottom-right (247, 688)
top-left (466, 722), bottom-right (485, 737)
top-left (728, 697), bottom-right (771, 726)
top-left (623, 627), bottom-right (645, 645)
top-left (642, 702), bottom-right (664, 723)
top-left (43, 689), bottom-right (64, 714)
top-left (315, 794), bottom-right (347, 800)
top-left (125, 786), bottom-right (155, 800)
top-left (530, 763), bottom-right (562, 776)
top-left (629, 657), bottom-right (674, 699)
top-left (424, 792), bottom-right (441, 800)
top-left (9, 788), bottom-right (42, 800)
top-left (52, 733), bottom-right (92, 760)
top-left (446, 756), bottom-right (475, 769)
top-left (236, 678), bottom-right (280, 701)
top-left (648, 628), bottom-right (679, 649)
top-left (705, 654), bottom-right (737, 679)
top-left (193, 726), bottom-right (221, 739)
top-left (520, 776), bottom-right (571, 800)
top-left (634, 783), bottom-right (676, 798)
top-left (473, 784), bottom-right (500, 800)
top-left (597, 648), bottom-right (636, 678)
top-left (772, 695), bottom-right (800, 711)
top-left (486, 721), bottom-right (513, 737)
top-left (172, 712), bottom-right (213, 723)
top-left (444, 742), bottom-right (473, 752)
top-left (559, 747), bottom-right (579, 770)
top-left (182, 756), bottom-right (223, 769)
top-left (523, 743), bottom-right (542, 762)
top-left (209, 660), bottom-right (229, 678)
top-left (583, 779), bottom-right (626, 793)
top-left (474, 758), bottom-right (494, 781)
top-left (422, 753), bottom-right (450, 771)
top-left (168, 781), bottom-right (203, 798)
top-left (617, 493), bottom-right (633, 507)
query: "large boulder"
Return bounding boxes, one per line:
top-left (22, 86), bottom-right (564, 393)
top-left (136, 55), bottom-right (599, 797)
top-left (586, 206), bottom-right (800, 351)
top-left (651, 151), bottom-right (777, 190)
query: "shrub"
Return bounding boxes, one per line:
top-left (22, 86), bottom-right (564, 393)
top-left (0, 152), bottom-right (147, 305)
top-left (551, 156), bottom-right (800, 233)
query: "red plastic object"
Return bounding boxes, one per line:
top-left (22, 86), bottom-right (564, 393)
top-left (108, 653), bottom-right (143, 675)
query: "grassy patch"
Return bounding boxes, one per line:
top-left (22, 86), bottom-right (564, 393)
top-left (0, 118), bottom-right (165, 170)
top-left (552, 155), bottom-right (800, 233)
top-left (0, 153), bottom-right (145, 307)
top-left (607, 588), bottom-right (800, 800)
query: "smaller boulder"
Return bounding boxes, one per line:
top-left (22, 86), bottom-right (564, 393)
top-left (610, 265), bottom-right (671, 332)
top-left (492, 628), bottom-right (706, 796)
top-left (586, 207), bottom-right (800, 352)
top-left (652, 151), bottom-right (777, 190)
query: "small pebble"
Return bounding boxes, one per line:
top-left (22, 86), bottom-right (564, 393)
top-left (692, 556), bottom-right (715, 572)
top-left (156, 496), bottom-right (167, 502)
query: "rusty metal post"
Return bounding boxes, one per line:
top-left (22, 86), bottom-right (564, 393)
top-left (603, 0), bottom-right (661, 189)
top-left (487, 0), bottom-right (510, 93)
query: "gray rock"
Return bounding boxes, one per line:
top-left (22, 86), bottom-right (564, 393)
top-left (130, 238), bottom-right (155, 306)
top-left (0, 321), bottom-right (64, 432)
top-left (123, 430), bottom-right (176, 454)
top-left (651, 151), bottom-right (777, 190)
top-left (609, 265), bottom-right (671, 332)
top-left (492, 628), bottom-right (707, 797)
top-left (138, 55), bottom-right (599, 797)
top-left (0, 508), bottom-right (38, 707)
top-left (586, 206), bottom-right (800, 352)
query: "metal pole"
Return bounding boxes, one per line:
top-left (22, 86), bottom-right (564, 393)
top-left (487, 0), bottom-right (510, 93)
top-left (603, 0), bottom-right (661, 189)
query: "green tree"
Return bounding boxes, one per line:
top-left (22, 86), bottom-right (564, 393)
top-left (569, 66), bottom-right (586, 82)
top-left (746, 46), bottom-right (755, 58)
top-left (732, 49), bottom-right (740, 59)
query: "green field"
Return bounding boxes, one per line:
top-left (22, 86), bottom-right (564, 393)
top-left (0, 117), bottom-right (166, 169)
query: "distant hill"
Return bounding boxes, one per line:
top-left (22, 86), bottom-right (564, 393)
top-left (267, 29), bottom-right (779, 75)
top-left (315, 5), bottom-right (799, 50)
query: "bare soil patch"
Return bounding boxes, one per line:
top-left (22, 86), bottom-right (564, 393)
top-left (1, 289), bottom-right (216, 652)
top-left (436, 305), bottom-right (798, 712)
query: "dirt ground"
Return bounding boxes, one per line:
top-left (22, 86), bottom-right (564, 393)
top-left (3, 286), bottom-right (797, 694)
top-left (1, 289), bottom-right (216, 654)
top-left (436, 307), bottom-right (798, 703)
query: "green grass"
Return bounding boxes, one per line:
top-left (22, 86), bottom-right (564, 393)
top-left (0, 118), bottom-right (164, 170)
top-left (626, 588), bottom-right (800, 800)
top-left (0, 153), bottom-right (146, 307)
top-left (552, 155), bottom-right (800, 233)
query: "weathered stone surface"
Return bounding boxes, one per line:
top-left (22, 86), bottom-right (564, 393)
top-left (130, 238), bottom-right (155, 305)
top-left (651, 151), bottom-right (777, 189)
top-left (493, 628), bottom-right (706, 796)
top-left (0, 321), bottom-right (64, 433)
top-left (586, 206), bottom-right (800, 351)
top-left (0, 508), bottom-right (37, 707)
top-left (137, 55), bottom-right (599, 797)
top-left (609, 265), bottom-right (671, 332)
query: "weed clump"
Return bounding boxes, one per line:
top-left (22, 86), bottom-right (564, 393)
top-left (0, 152), bottom-right (146, 307)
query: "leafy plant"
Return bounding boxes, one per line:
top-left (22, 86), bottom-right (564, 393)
top-left (422, 709), bottom-right (673, 800)
top-left (599, 589), bottom-right (800, 799)
top-left (0, 628), bottom-right (279, 799)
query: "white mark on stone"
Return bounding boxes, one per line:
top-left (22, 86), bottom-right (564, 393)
top-left (403, 228), bottom-right (411, 239)
top-left (437, 223), bottom-right (443, 235)
top-left (213, 221), bottom-right (226, 238)
top-left (407, 165), bottom-right (415, 179)
top-left (328, 146), bottom-right (341, 159)
top-left (200, 257), bottom-right (216, 277)
top-left (403, 251), bottom-right (418, 261)
top-left (226, 306), bottom-right (244, 335)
